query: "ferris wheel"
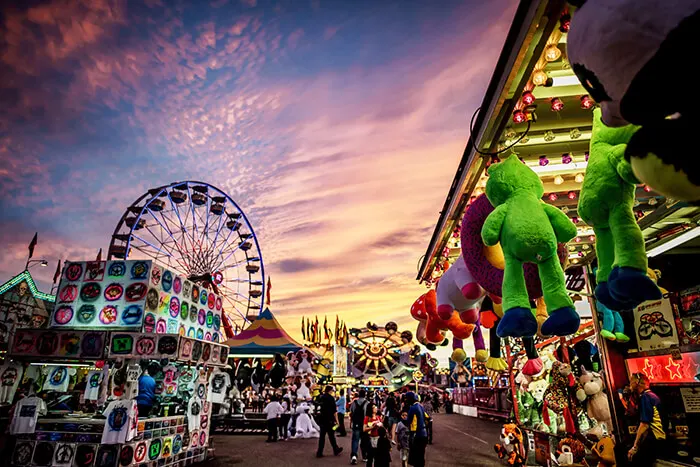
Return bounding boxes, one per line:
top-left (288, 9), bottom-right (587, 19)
top-left (107, 181), bottom-right (265, 336)
top-left (348, 323), bottom-right (414, 376)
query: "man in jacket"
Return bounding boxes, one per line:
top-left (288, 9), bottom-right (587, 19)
top-left (316, 385), bottom-right (343, 458)
top-left (406, 392), bottom-right (428, 467)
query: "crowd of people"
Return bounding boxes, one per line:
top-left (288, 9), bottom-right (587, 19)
top-left (229, 380), bottom-right (446, 466)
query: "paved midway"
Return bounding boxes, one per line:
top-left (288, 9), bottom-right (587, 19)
top-left (208, 413), bottom-right (504, 466)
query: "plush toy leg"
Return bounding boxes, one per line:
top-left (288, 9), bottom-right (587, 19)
top-left (539, 256), bottom-right (580, 336)
top-left (459, 308), bottom-right (486, 361)
top-left (593, 227), bottom-right (635, 310)
top-left (485, 320), bottom-right (507, 371)
top-left (597, 301), bottom-right (617, 341)
top-left (497, 256), bottom-right (537, 337)
top-left (607, 204), bottom-right (661, 307)
top-left (612, 310), bottom-right (630, 342)
top-left (446, 311), bottom-right (475, 340)
top-left (521, 337), bottom-right (543, 376)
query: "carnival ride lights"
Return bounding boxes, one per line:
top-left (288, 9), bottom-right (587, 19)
top-left (107, 181), bottom-right (265, 336)
top-left (348, 323), bottom-right (415, 377)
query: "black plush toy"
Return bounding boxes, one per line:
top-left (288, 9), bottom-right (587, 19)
top-left (268, 353), bottom-right (286, 388)
top-left (568, 0), bottom-right (700, 202)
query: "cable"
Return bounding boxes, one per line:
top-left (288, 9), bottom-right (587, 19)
top-left (468, 107), bottom-right (531, 158)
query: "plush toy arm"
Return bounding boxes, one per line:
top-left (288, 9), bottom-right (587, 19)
top-left (482, 205), bottom-right (507, 246)
top-left (542, 203), bottom-right (577, 242)
top-left (614, 147), bottom-right (640, 185)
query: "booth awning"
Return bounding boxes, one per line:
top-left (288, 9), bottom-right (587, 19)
top-left (224, 308), bottom-right (303, 357)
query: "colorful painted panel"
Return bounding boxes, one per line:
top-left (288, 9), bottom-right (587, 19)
top-left (52, 260), bottom-right (148, 330)
top-left (10, 328), bottom-right (106, 359)
top-left (147, 263), bottom-right (222, 343)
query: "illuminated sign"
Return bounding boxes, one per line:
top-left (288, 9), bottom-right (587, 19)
top-left (333, 344), bottom-right (348, 376)
top-left (626, 352), bottom-right (700, 384)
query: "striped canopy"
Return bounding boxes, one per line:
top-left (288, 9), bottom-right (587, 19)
top-left (225, 308), bottom-right (303, 356)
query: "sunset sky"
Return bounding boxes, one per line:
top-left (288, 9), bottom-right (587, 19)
top-left (0, 0), bottom-right (516, 349)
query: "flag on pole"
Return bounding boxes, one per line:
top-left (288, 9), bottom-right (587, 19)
top-left (323, 316), bottom-right (329, 341)
top-left (95, 248), bottom-right (103, 262)
top-left (335, 316), bottom-right (340, 343)
top-left (301, 317), bottom-right (306, 341)
top-left (266, 277), bottom-right (271, 306)
top-left (53, 260), bottom-right (62, 284)
top-left (28, 232), bottom-right (38, 260)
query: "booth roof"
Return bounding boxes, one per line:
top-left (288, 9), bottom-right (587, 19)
top-left (225, 308), bottom-right (303, 355)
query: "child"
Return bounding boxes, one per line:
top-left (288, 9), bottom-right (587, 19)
top-left (396, 411), bottom-right (410, 467)
top-left (374, 426), bottom-right (392, 467)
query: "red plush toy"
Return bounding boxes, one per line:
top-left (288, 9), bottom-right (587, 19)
top-left (410, 290), bottom-right (474, 344)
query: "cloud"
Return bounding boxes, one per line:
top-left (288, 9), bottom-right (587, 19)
top-left (0, 0), bottom-right (517, 353)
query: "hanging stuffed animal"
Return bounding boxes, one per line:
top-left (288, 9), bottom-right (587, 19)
top-left (578, 367), bottom-right (614, 434)
top-left (485, 318), bottom-right (507, 372)
top-left (436, 257), bottom-right (489, 362)
top-left (410, 290), bottom-right (473, 345)
top-left (482, 156), bottom-right (579, 338)
top-left (597, 301), bottom-right (630, 343)
top-left (234, 359), bottom-right (252, 391)
top-left (543, 361), bottom-right (578, 434)
top-left (567, 0), bottom-right (700, 203)
top-left (268, 353), bottom-right (286, 388)
top-left (576, 108), bottom-right (661, 311)
top-left (573, 340), bottom-right (601, 374)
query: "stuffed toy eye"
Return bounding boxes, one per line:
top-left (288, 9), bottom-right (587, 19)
top-left (572, 63), bottom-right (611, 103)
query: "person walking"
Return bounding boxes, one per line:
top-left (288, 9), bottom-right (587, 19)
top-left (627, 373), bottom-right (666, 467)
top-left (383, 392), bottom-right (399, 443)
top-left (364, 403), bottom-right (383, 467)
top-left (279, 395), bottom-right (292, 440)
top-left (263, 395), bottom-right (282, 442)
top-left (316, 385), bottom-right (343, 458)
top-left (349, 389), bottom-right (369, 465)
top-left (336, 388), bottom-right (347, 437)
top-left (406, 392), bottom-right (428, 467)
top-left (374, 426), bottom-right (392, 467)
top-left (422, 396), bottom-right (434, 445)
top-left (396, 411), bottom-right (410, 467)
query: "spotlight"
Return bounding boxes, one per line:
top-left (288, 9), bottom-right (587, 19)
top-left (580, 95), bottom-right (594, 110)
top-left (539, 155), bottom-right (550, 166)
top-left (562, 153), bottom-right (573, 164)
top-left (521, 91), bottom-right (536, 105)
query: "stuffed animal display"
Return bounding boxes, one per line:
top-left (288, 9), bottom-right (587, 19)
top-left (410, 289), bottom-right (473, 345)
top-left (543, 361), bottom-right (580, 434)
top-left (577, 108), bottom-right (661, 311)
top-left (591, 436), bottom-right (617, 467)
top-left (556, 437), bottom-right (586, 466)
top-left (494, 423), bottom-right (526, 467)
top-left (436, 256), bottom-right (488, 361)
top-left (482, 156), bottom-right (579, 338)
top-left (567, 0), bottom-right (700, 203)
top-left (597, 301), bottom-right (630, 342)
top-left (578, 367), bottom-right (614, 434)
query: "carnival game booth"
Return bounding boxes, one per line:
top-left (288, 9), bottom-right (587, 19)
top-left (4, 259), bottom-right (230, 467)
top-left (415, 1), bottom-right (700, 466)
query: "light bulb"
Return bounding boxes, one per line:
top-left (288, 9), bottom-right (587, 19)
top-left (544, 131), bottom-right (556, 142)
top-left (562, 153), bottom-right (573, 164)
top-left (512, 109), bottom-right (527, 124)
top-left (570, 128), bottom-right (581, 139)
top-left (580, 95), bottom-right (594, 110)
top-left (522, 91), bottom-right (536, 105)
top-left (548, 193), bottom-right (558, 201)
top-left (648, 197), bottom-right (658, 206)
top-left (532, 70), bottom-right (549, 86)
top-left (554, 175), bottom-right (564, 185)
top-left (575, 173), bottom-right (584, 183)
top-left (539, 155), bottom-right (550, 166)
top-left (544, 44), bottom-right (562, 62)
top-left (568, 191), bottom-right (577, 200)
top-left (562, 206), bottom-right (569, 214)
top-left (551, 97), bottom-right (564, 112)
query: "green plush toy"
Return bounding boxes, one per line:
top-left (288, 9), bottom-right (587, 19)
top-left (482, 156), bottom-right (579, 338)
top-left (577, 109), bottom-right (661, 310)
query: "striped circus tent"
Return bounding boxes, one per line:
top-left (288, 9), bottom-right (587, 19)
top-left (225, 308), bottom-right (303, 357)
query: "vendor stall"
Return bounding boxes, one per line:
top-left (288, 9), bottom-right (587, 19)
top-left (4, 259), bottom-right (229, 467)
top-left (416, 1), bottom-right (699, 466)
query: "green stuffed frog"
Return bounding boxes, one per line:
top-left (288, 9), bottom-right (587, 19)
top-left (482, 156), bottom-right (578, 338)
top-left (578, 109), bottom-right (661, 310)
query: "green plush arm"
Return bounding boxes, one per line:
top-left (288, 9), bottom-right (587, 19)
top-left (614, 146), bottom-right (640, 185)
top-left (482, 204), bottom-right (507, 246)
top-left (542, 203), bottom-right (577, 242)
